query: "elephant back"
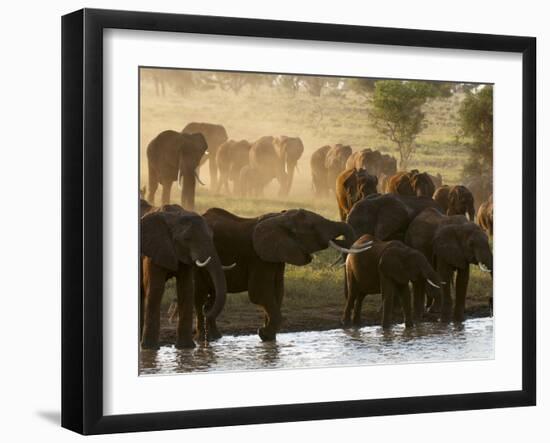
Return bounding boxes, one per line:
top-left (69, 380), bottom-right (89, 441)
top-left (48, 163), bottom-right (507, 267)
top-left (182, 122), bottom-right (228, 153)
top-left (202, 208), bottom-right (259, 259)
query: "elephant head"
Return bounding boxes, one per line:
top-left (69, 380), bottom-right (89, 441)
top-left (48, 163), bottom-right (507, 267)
top-left (177, 133), bottom-right (208, 183)
top-left (410, 171), bottom-right (436, 197)
top-left (447, 185), bottom-right (475, 221)
top-left (275, 136), bottom-right (304, 196)
top-left (141, 206), bottom-right (227, 319)
top-left (379, 244), bottom-right (442, 296)
top-left (433, 221), bottom-right (493, 273)
top-left (252, 209), bottom-right (371, 265)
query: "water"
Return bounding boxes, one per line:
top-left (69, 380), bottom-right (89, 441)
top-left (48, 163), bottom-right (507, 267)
top-left (139, 317), bottom-right (494, 375)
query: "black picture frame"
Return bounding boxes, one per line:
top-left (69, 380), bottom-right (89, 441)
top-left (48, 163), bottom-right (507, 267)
top-left (61, 8), bottom-right (536, 435)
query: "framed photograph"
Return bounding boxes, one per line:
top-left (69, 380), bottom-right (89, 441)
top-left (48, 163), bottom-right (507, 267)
top-left (62, 8), bottom-right (536, 435)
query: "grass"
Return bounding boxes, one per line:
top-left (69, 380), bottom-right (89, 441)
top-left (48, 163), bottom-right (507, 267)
top-left (139, 72), bottom-right (493, 341)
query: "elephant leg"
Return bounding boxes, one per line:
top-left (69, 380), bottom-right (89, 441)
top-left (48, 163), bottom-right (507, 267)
top-left (175, 265), bottom-right (195, 349)
top-left (338, 205), bottom-right (347, 222)
top-left (352, 294), bottom-right (365, 326)
top-left (257, 297), bottom-right (282, 342)
top-left (380, 274), bottom-right (395, 329)
top-left (209, 157), bottom-right (218, 191)
top-left (399, 284), bottom-right (413, 328)
top-left (412, 280), bottom-right (426, 321)
top-left (436, 260), bottom-right (454, 322)
top-left (249, 266), bottom-right (282, 341)
top-left (141, 259), bottom-right (167, 349)
top-left (147, 175), bottom-right (158, 205)
top-left (160, 180), bottom-right (172, 206)
top-left (342, 270), bottom-right (357, 327)
top-left (454, 266), bottom-right (470, 322)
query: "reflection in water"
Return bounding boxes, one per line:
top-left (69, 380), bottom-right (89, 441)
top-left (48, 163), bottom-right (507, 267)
top-left (139, 317), bottom-right (494, 375)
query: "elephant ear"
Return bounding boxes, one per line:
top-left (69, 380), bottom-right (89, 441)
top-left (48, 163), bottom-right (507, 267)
top-left (253, 211), bottom-right (311, 266)
top-left (433, 225), bottom-right (467, 269)
top-left (141, 211), bottom-right (179, 271)
top-left (374, 200), bottom-right (410, 240)
top-left (378, 246), bottom-right (409, 285)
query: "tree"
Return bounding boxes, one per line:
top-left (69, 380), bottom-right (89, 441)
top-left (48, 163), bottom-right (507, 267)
top-left (215, 72), bottom-right (250, 95)
top-left (459, 85), bottom-right (493, 177)
top-left (348, 78), bottom-right (377, 100)
top-left (370, 80), bottom-right (438, 169)
top-left (300, 76), bottom-right (327, 97)
top-left (277, 75), bottom-right (301, 96)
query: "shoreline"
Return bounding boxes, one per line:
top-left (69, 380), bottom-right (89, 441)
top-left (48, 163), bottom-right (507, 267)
top-left (158, 303), bottom-right (492, 345)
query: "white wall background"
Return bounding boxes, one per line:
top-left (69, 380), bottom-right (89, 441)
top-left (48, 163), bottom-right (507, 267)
top-left (0, 0), bottom-right (546, 441)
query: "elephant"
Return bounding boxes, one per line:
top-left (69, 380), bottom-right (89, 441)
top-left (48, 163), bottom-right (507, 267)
top-left (387, 170), bottom-right (436, 197)
top-left (377, 154), bottom-right (399, 192)
top-left (274, 136), bottom-right (304, 196)
top-left (429, 172), bottom-right (443, 189)
top-left (343, 234), bottom-right (442, 328)
top-left (345, 149), bottom-right (381, 175)
top-left (380, 153), bottom-right (398, 176)
top-left (248, 136), bottom-right (287, 195)
top-left (181, 122), bottom-right (228, 191)
top-left (405, 207), bottom-right (493, 322)
top-left (346, 193), bottom-right (442, 241)
top-left (146, 130), bottom-right (208, 210)
top-left (237, 164), bottom-right (264, 197)
top-left (310, 145), bottom-right (332, 198)
top-left (433, 185), bottom-right (475, 220)
top-left (139, 204), bottom-right (228, 349)
top-left (325, 144), bottom-right (353, 193)
top-left (215, 139), bottom-right (251, 194)
top-left (335, 168), bottom-right (378, 221)
top-left (193, 207), bottom-right (373, 341)
top-left (464, 173), bottom-right (492, 211)
top-left (346, 149), bottom-right (398, 178)
top-left (477, 194), bottom-right (493, 237)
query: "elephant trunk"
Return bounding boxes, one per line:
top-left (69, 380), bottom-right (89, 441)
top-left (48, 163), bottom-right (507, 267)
top-left (177, 151), bottom-right (185, 190)
top-left (203, 255), bottom-right (227, 320)
top-left (475, 246), bottom-right (493, 276)
top-left (422, 262), bottom-right (442, 287)
top-left (331, 221), bottom-right (357, 249)
top-left (468, 204), bottom-right (476, 222)
top-left (284, 160), bottom-right (297, 194)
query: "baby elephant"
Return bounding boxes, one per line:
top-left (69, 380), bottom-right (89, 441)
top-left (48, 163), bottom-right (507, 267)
top-left (344, 234), bottom-right (442, 329)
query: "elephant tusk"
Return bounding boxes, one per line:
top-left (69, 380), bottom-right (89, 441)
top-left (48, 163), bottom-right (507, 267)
top-left (427, 279), bottom-right (440, 289)
top-left (177, 169), bottom-right (183, 190)
top-left (222, 262), bottom-right (237, 271)
top-left (328, 240), bottom-right (373, 254)
top-left (194, 170), bottom-right (205, 186)
top-left (330, 254), bottom-right (346, 267)
top-left (479, 262), bottom-right (491, 273)
top-left (195, 256), bottom-right (212, 267)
